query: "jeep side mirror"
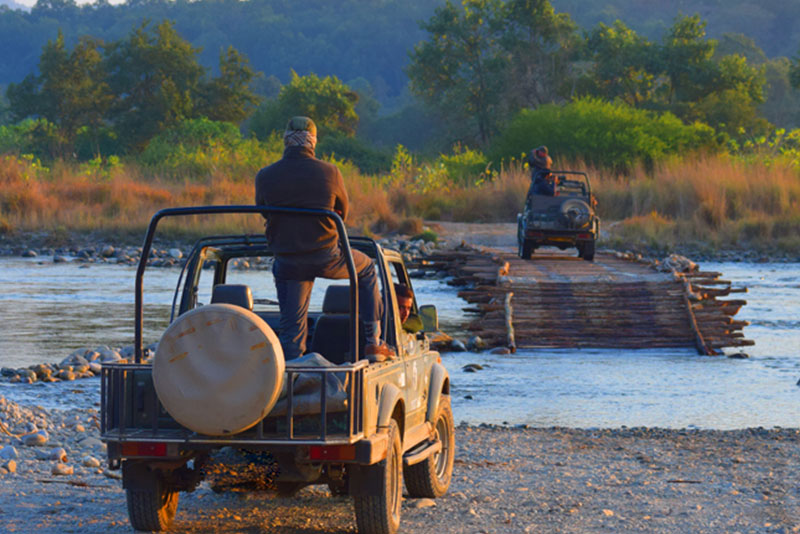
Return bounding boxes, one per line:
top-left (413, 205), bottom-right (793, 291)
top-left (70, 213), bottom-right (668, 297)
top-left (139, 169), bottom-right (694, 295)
top-left (419, 305), bottom-right (438, 332)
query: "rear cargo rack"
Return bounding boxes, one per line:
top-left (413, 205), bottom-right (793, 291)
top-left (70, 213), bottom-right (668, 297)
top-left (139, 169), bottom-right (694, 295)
top-left (101, 361), bottom-right (367, 446)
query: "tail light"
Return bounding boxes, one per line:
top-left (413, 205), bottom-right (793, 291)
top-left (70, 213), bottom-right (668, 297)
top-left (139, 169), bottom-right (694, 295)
top-left (309, 445), bottom-right (356, 461)
top-left (121, 442), bottom-right (170, 457)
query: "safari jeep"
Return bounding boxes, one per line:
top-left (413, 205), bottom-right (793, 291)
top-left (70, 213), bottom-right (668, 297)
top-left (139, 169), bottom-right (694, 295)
top-left (100, 206), bottom-right (454, 534)
top-left (517, 170), bottom-right (599, 261)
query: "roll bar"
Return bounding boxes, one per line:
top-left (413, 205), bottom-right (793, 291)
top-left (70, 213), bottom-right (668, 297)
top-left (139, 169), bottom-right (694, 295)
top-left (134, 206), bottom-right (359, 364)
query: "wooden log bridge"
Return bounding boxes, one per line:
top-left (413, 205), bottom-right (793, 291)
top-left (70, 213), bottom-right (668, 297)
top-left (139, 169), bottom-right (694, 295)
top-left (410, 246), bottom-right (753, 355)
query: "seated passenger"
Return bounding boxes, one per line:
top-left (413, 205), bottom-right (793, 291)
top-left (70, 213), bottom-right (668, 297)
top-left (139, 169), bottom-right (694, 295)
top-left (395, 283), bottom-right (423, 334)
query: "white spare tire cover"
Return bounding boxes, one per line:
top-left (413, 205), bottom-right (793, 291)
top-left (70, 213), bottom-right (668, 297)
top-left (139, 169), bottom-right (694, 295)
top-left (153, 303), bottom-right (284, 436)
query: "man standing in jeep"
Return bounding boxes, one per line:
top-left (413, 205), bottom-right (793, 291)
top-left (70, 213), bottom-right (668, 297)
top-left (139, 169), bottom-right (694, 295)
top-left (255, 116), bottom-right (395, 362)
top-left (527, 145), bottom-right (557, 197)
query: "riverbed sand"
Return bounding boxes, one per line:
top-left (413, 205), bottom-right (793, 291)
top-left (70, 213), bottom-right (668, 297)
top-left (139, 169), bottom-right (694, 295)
top-left (1, 396), bottom-right (797, 533)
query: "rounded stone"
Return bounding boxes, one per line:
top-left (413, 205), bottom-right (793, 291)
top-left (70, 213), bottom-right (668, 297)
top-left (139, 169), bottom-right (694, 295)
top-left (52, 463), bottom-right (74, 476)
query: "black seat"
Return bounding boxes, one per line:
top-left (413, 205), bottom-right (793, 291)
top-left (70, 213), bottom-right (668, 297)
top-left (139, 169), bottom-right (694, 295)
top-left (210, 284), bottom-right (254, 311)
top-left (310, 285), bottom-right (353, 364)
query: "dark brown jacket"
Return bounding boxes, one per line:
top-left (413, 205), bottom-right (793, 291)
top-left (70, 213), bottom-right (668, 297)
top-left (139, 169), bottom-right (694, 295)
top-left (254, 146), bottom-right (349, 255)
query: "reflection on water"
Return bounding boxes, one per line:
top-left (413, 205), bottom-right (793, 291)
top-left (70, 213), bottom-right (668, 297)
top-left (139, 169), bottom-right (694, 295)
top-left (1, 257), bottom-right (799, 429)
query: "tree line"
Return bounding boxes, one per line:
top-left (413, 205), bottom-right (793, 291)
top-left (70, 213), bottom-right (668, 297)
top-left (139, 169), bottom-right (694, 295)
top-left (3, 0), bottom-right (800, 170)
top-left (5, 20), bottom-right (257, 159)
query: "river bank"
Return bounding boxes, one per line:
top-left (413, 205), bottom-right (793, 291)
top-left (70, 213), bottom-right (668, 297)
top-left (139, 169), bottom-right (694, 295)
top-left (2, 225), bottom-right (800, 264)
top-left (0, 391), bottom-right (797, 533)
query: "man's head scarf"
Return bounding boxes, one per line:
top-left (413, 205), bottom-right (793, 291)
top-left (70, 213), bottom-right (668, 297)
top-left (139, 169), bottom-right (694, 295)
top-left (284, 116), bottom-right (318, 149)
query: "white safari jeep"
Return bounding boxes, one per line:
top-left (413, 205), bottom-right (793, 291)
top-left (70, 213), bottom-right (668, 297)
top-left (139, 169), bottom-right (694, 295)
top-left (100, 206), bottom-right (454, 534)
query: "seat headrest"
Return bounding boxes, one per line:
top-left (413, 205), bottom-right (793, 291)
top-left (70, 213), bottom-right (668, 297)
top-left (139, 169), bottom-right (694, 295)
top-left (211, 284), bottom-right (254, 311)
top-left (322, 285), bottom-right (351, 314)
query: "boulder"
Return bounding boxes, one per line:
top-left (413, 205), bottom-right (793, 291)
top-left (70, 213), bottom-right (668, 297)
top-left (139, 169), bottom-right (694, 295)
top-left (168, 248), bottom-right (183, 260)
top-left (101, 245), bottom-right (115, 258)
top-left (466, 336), bottom-right (487, 352)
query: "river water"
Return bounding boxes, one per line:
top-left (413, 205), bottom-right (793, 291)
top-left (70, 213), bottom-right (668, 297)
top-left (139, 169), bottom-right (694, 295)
top-left (0, 257), bottom-right (798, 429)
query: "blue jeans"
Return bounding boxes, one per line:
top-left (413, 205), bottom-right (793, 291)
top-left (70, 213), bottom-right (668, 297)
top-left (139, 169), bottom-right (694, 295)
top-left (273, 246), bottom-right (381, 360)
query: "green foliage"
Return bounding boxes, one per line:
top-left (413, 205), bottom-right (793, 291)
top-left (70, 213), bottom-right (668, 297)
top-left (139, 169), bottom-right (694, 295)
top-left (104, 20), bottom-right (206, 152)
top-left (316, 132), bottom-right (391, 175)
top-left (140, 117), bottom-right (278, 178)
top-left (439, 144), bottom-right (491, 185)
top-left (6, 31), bottom-right (111, 158)
top-left (407, 0), bottom-right (514, 145)
top-left (249, 71), bottom-right (359, 139)
top-left (489, 97), bottom-right (719, 171)
top-left (412, 229), bottom-right (439, 243)
top-left (0, 118), bottom-right (59, 160)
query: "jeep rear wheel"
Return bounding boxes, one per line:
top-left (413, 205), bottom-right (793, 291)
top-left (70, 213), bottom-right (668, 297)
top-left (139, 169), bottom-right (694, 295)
top-left (404, 396), bottom-right (455, 498)
top-left (353, 419), bottom-right (402, 534)
top-left (519, 239), bottom-right (533, 260)
top-left (125, 468), bottom-right (178, 532)
top-left (578, 240), bottom-right (595, 262)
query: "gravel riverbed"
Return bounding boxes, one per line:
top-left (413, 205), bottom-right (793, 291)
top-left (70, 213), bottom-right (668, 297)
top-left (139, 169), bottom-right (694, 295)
top-left (1, 393), bottom-right (798, 533)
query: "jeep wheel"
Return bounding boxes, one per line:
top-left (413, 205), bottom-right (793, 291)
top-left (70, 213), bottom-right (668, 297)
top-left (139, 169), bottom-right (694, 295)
top-left (579, 240), bottom-right (595, 262)
top-left (353, 419), bottom-right (402, 534)
top-left (125, 468), bottom-right (178, 532)
top-left (404, 396), bottom-right (455, 498)
top-left (519, 240), bottom-right (533, 260)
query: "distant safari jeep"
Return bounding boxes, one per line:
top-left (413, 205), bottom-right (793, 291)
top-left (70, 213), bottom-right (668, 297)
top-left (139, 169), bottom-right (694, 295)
top-left (517, 171), bottom-right (600, 261)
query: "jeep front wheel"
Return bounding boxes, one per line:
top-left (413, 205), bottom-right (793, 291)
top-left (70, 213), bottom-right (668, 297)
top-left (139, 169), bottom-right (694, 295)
top-left (404, 395), bottom-right (455, 498)
top-left (353, 419), bottom-right (402, 534)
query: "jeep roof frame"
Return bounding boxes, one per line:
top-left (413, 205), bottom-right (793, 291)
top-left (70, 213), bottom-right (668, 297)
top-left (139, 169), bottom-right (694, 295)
top-left (134, 205), bottom-right (359, 364)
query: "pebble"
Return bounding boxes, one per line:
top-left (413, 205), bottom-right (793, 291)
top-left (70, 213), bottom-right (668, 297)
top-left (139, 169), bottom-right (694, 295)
top-left (0, 446), bottom-right (18, 460)
top-left (22, 430), bottom-right (49, 447)
top-left (409, 498), bottom-right (436, 509)
top-left (82, 456), bottom-right (101, 468)
top-left (52, 463), bottom-right (74, 476)
top-left (48, 448), bottom-right (68, 462)
top-left (2, 460), bottom-right (16, 474)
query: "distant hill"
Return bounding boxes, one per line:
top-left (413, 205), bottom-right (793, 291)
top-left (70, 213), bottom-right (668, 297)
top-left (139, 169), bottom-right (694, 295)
top-left (0, 0), bottom-right (798, 108)
top-left (551, 0), bottom-right (800, 59)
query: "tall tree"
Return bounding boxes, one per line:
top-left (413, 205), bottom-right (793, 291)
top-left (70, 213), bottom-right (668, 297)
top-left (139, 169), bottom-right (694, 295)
top-left (6, 30), bottom-right (111, 158)
top-left (658, 14), bottom-right (716, 107)
top-left (407, 0), bottom-right (508, 145)
top-left (250, 71), bottom-right (359, 139)
top-left (103, 20), bottom-right (205, 152)
top-left (500, 0), bottom-right (579, 108)
top-left (196, 46), bottom-right (259, 123)
top-left (582, 20), bottom-right (655, 106)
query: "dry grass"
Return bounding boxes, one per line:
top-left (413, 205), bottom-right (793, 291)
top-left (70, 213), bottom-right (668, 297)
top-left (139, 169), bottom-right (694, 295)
top-left (1, 153), bottom-right (798, 252)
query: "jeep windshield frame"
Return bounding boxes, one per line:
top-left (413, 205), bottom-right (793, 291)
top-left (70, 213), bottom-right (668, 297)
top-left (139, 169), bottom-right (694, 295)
top-left (549, 170), bottom-right (592, 197)
top-left (134, 205), bottom-right (359, 364)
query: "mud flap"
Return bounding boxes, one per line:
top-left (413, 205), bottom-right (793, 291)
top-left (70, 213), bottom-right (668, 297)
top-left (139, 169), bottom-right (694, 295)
top-left (347, 462), bottom-right (385, 496)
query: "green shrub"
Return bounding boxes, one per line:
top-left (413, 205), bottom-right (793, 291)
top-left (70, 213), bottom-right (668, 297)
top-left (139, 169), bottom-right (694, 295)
top-left (489, 98), bottom-right (719, 172)
top-left (439, 144), bottom-right (490, 185)
top-left (317, 132), bottom-right (392, 174)
top-left (139, 118), bottom-right (280, 178)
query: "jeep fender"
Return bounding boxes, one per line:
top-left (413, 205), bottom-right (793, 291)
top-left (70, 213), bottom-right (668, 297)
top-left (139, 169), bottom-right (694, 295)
top-left (376, 383), bottom-right (403, 432)
top-left (426, 362), bottom-right (450, 424)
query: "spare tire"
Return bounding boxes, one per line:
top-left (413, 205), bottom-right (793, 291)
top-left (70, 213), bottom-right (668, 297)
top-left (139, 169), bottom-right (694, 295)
top-left (559, 199), bottom-right (592, 229)
top-left (153, 303), bottom-right (284, 436)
